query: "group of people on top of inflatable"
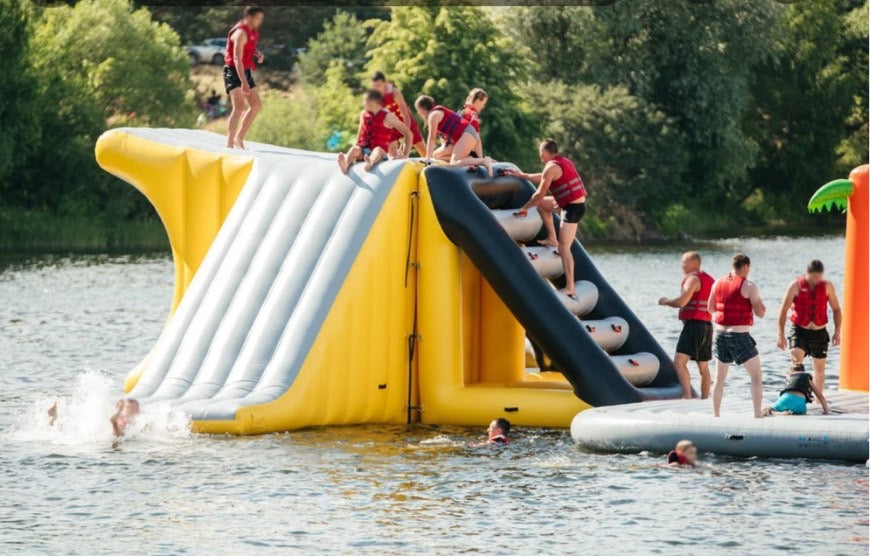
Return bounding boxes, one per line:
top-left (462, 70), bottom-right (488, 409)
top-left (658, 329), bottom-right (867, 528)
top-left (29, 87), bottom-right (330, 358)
top-left (658, 254), bottom-right (839, 418)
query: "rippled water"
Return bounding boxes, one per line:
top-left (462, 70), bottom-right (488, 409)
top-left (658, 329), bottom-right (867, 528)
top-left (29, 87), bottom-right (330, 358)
top-left (0, 237), bottom-right (866, 554)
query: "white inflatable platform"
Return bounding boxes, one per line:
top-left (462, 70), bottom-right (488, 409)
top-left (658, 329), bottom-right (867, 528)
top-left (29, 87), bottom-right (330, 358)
top-left (571, 391), bottom-right (868, 462)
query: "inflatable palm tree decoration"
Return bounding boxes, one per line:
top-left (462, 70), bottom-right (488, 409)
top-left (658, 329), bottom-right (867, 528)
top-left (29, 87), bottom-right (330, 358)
top-left (808, 165), bottom-right (868, 391)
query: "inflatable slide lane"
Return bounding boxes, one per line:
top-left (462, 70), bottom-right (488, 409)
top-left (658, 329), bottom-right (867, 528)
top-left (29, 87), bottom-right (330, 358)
top-left (95, 128), bottom-right (682, 434)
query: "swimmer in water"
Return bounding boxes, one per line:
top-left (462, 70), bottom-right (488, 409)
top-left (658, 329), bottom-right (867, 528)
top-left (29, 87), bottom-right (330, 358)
top-left (109, 398), bottom-right (140, 437)
top-left (486, 418), bottom-right (511, 445)
top-left (666, 439), bottom-right (697, 467)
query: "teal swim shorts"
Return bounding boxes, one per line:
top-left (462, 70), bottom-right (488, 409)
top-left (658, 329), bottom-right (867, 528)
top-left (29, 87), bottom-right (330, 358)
top-left (771, 392), bottom-right (808, 415)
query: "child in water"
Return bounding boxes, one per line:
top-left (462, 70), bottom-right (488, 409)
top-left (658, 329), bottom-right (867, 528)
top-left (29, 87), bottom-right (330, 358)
top-left (763, 366), bottom-right (829, 416)
top-left (110, 398), bottom-right (140, 436)
top-left (667, 439), bottom-right (698, 467)
top-left (486, 418), bottom-right (511, 445)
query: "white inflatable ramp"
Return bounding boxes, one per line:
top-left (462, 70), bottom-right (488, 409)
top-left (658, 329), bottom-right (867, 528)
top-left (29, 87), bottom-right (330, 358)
top-left (570, 391), bottom-right (869, 462)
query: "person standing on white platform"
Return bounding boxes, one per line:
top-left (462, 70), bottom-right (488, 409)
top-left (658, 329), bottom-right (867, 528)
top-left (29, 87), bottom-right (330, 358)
top-left (709, 254), bottom-right (766, 418)
top-left (658, 251), bottom-right (715, 399)
top-left (223, 6), bottom-right (265, 149)
top-left (505, 140), bottom-right (587, 299)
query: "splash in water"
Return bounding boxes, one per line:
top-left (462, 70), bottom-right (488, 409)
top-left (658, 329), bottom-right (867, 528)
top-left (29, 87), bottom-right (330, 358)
top-left (4, 370), bottom-right (191, 445)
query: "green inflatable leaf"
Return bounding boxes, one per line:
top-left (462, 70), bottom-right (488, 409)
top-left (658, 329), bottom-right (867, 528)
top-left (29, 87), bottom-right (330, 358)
top-left (808, 179), bottom-right (853, 213)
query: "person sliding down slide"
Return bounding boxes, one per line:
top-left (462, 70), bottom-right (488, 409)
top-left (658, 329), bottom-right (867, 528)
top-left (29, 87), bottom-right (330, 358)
top-left (370, 71), bottom-right (427, 158)
top-left (504, 139), bottom-right (587, 299)
top-left (223, 6), bottom-right (265, 149)
top-left (338, 90), bottom-right (413, 174)
top-left (413, 95), bottom-right (493, 176)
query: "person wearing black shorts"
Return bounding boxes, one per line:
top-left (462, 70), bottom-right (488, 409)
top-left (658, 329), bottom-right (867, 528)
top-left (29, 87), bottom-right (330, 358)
top-left (222, 6), bottom-right (265, 149)
top-left (659, 251), bottom-right (715, 398)
top-left (504, 139), bottom-right (587, 299)
top-left (223, 65), bottom-right (256, 94)
top-left (776, 259), bottom-right (842, 391)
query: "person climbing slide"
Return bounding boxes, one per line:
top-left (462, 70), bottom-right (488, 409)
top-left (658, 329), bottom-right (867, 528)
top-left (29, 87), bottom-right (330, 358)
top-left (504, 139), bottom-right (587, 298)
top-left (338, 90), bottom-right (413, 174)
top-left (413, 95), bottom-right (493, 176)
top-left (370, 71), bottom-right (426, 158)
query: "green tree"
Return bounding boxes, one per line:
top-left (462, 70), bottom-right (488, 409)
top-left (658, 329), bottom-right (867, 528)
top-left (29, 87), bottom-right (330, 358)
top-left (527, 83), bottom-right (689, 237)
top-left (297, 11), bottom-right (371, 89)
top-left (367, 7), bottom-right (539, 168)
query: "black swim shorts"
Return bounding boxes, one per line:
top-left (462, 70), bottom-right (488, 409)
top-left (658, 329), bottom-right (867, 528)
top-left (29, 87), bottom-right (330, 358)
top-left (562, 203), bottom-right (586, 224)
top-left (789, 325), bottom-right (830, 359)
top-left (714, 331), bottom-right (758, 365)
top-left (223, 65), bottom-right (256, 93)
top-left (676, 319), bottom-right (713, 362)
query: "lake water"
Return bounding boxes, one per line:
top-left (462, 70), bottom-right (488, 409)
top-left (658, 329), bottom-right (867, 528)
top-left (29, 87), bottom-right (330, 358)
top-left (0, 236), bottom-right (866, 554)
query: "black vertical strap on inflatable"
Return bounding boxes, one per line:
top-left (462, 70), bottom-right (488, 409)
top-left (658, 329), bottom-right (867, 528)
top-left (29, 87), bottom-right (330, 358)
top-left (405, 189), bottom-right (420, 423)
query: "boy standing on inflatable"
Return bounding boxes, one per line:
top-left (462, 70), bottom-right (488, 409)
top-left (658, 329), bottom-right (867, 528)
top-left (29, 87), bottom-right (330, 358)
top-left (370, 72), bottom-right (426, 157)
top-left (338, 90), bottom-right (412, 174)
top-left (775, 259), bottom-right (841, 391)
top-left (708, 254), bottom-right (766, 418)
top-left (658, 251), bottom-right (715, 399)
top-left (414, 95), bottom-right (493, 176)
top-left (505, 140), bottom-right (587, 299)
top-left (223, 6), bottom-right (265, 149)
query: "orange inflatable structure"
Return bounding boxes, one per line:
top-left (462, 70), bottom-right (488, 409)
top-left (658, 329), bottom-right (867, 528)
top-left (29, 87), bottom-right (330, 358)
top-left (809, 164), bottom-right (869, 391)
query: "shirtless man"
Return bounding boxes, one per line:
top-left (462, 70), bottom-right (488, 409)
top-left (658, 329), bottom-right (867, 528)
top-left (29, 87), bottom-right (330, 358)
top-left (413, 95), bottom-right (493, 176)
top-left (223, 6), bottom-right (265, 149)
top-left (709, 254), bottom-right (766, 418)
top-left (504, 139), bottom-right (587, 298)
top-left (776, 259), bottom-right (842, 391)
top-left (370, 71), bottom-right (426, 157)
top-left (338, 90), bottom-right (412, 173)
top-left (658, 251), bottom-right (715, 398)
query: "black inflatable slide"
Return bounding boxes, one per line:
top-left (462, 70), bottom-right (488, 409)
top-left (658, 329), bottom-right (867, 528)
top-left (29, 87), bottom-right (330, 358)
top-left (423, 165), bottom-right (684, 406)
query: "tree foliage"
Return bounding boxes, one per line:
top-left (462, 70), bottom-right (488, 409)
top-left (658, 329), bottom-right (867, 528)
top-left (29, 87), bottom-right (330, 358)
top-left (297, 11), bottom-right (371, 89)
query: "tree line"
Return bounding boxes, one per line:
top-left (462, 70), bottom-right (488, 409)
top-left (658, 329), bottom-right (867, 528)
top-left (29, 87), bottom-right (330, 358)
top-left (1, 0), bottom-right (866, 244)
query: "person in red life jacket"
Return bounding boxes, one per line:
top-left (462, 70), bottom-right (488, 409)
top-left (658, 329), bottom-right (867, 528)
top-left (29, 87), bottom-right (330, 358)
top-left (223, 6), bottom-right (265, 149)
top-left (370, 72), bottom-right (426, 158)
top-left (666, 440), bottom-right (698, 467)
top-left (775, 259), bottom-right (842, 392)
top-left (337, 90), bottom-right (412, 174)
top-left (455, 88), bottom-right (488, 157)
top-left (658, 251), bottom-right (715, 399)
top-left (708, 254), bottom-right (767, 418)
top-left (763, 366), bottom-right (829, 416)
top-left (413, 95), bottom-right (494, 176)
top-left (504, 139), bottom-right (587, 299)
top-left (486, 418), bottom-right (511, 445)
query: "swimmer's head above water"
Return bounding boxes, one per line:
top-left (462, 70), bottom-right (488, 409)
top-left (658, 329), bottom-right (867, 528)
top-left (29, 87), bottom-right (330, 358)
top-left (667, 439), bottom-right (697, 467)
top-left (110, 398), bottom-right (139, 437)
top-left (487, 418), bottom-right (511, 445)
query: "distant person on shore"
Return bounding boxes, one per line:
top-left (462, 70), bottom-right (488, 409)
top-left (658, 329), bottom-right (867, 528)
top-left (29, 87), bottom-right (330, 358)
top-left (775, 259), bottom-right (841, 391)
top-left (338, 90), bottom-right (412, 173)
top-left (504, 139), bottom-right (587, 299)
top-left (709, 254), bottom-right (766, 418)
top-left (763, 366), bottom-right (829, 416)
top-left (658, 251), bottom-right (715, 399)
top-left (223, 6), bottom-right (265, 149)
top-left (666, 439), bottom-right (698, 467)
top-left (370, 72), bottom-right (426, 157)
top-left (457, 88), bottom-right (488, 157)
top-left (413, 95), bottom-right (493, 176)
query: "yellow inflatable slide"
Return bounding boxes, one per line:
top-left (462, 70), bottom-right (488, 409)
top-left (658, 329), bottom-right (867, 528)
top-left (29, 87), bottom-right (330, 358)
top-left (95, 128), bottom-right (683, 434)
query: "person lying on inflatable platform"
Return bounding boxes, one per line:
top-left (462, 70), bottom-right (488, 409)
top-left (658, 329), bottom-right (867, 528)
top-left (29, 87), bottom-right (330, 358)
top-left (504, 139), bottom-right (587, 299)
top-left (413, 95), bottom-right (494, 177)
top-left (775, 259), bottom-right (841, 392)
top-left (764, 367), bottom-right (829, 416)
top-left (370, 71), bottom-right (427, 158)
top-left (338, 90), bottom-right (413, 174)
top-left (667, 439), bottom-right (698, 467)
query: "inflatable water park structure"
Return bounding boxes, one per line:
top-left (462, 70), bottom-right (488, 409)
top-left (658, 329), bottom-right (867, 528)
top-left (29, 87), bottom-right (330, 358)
top-left (96, 129), bottom-right (867, 461)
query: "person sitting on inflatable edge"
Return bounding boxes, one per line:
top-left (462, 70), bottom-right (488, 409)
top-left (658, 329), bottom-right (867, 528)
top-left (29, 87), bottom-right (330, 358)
top-left (763, 366), bottom-right (828, 416)
top-left (667, 439), bottom-right (697, 467)
top-left (487, 418), bottom-right (511, 445)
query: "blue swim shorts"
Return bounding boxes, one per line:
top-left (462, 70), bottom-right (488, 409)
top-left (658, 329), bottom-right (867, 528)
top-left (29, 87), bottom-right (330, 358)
top-left (771, 392), bottom-right (808, 415)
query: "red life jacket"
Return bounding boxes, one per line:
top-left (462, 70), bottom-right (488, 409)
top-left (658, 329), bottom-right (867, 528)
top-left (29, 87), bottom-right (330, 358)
top-left (382, 84), bottom-right (404, 120)
top-left (713, 273), bottom-right (754, 326)
top-left (549, 155), bottom-right (587, 208)
top-left (667, 450), bottom-right (689, 466)
top-left (790, 276), bottom-right (828, 327)
top-left (356, 109), bottom-right (394, 150)
top-left (460, 104), bottom-right (480, 132)
top-left (433, 105), bottom-right (470, 144)
top-left (679, 271), bottom-right (715, 322)
top-left (224, 20), bottom-right (259, 69)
